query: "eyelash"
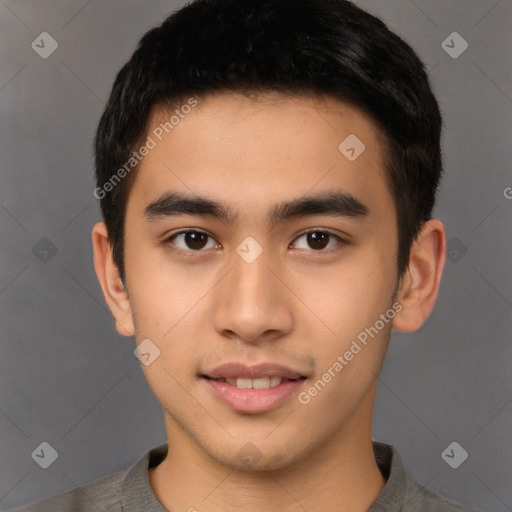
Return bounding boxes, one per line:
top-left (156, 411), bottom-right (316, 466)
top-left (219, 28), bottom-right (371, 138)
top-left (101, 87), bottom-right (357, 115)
top-left (163, 228), bottom-right (345, 255)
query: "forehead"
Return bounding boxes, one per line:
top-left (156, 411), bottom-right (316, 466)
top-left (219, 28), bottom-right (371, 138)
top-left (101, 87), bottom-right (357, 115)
top-left (128, 91), bottom-right (392, 224)
top-left (147, 91), bottom-right (385, 159)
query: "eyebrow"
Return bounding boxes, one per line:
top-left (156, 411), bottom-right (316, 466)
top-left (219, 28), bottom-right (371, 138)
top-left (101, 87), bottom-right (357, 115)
top-left (143, 190), bottom-right (369, 227)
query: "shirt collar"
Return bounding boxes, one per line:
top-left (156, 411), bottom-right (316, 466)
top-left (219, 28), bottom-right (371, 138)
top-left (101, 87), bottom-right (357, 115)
top-left (120, 443), bottom-right (168, 512)
top-left (368, 441), bottom-right (412, 511)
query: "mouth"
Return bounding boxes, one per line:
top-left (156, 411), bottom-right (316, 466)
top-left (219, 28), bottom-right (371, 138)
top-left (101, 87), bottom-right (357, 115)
top-left (200, 362), bottom-right (309, 413)
top-left (202, 375), bottom-right (307, 389)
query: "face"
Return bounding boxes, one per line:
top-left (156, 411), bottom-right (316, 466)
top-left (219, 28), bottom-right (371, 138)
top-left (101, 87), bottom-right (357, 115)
top-left (120, 92), bottom-right (400, 470)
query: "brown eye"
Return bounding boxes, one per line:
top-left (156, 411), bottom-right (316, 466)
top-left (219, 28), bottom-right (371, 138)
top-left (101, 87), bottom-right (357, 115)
top-left (292, 230), bottom-right (343, 251)
top-left (306, 232), bottom-right (330, 250)
top-left (166, 230), bottom-right (219, 252)
top-left (183, 231), bottom-right (208, 250)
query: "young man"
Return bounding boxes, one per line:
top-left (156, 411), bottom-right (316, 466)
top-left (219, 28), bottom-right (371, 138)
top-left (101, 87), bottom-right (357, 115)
top-left (12, 0), bottom-right (481, 510)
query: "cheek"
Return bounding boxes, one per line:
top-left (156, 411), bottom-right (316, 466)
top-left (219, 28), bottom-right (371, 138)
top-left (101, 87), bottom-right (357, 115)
top-left (296, 297), bottom-right (393, 427)
top-left (126, 252), bottom-right (217, 382)
top-left (289, 247), bottom-right (394, 341)
top-left (133, 310), bottom-right (203, 411)
top-left (126, 241), bottom-right (215, 328)
top-left (289, 252), bottom-right (395, 410)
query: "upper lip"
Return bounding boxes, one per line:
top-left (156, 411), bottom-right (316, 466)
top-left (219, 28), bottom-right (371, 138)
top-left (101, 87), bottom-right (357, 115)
top-left (203, 362), bottom-right (307, 380)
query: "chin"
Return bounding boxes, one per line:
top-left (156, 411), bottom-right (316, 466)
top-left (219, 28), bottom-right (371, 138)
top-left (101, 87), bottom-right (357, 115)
top-left (209, 441), bottom-right (300, 472)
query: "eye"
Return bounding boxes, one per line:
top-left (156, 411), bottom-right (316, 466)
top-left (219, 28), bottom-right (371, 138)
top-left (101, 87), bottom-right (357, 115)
top-left (165, 229), bottom-right (220, 252)
top-left (164, 228), bottom-right (344, 254)
top-left (291, 230), bottom-right (344, 252)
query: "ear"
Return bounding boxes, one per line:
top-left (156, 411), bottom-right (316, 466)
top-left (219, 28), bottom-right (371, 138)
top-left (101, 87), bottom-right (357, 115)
top-left (92, 221), bottom-right (135, 337)
top-left (393, 219), bottom-right (446, 333)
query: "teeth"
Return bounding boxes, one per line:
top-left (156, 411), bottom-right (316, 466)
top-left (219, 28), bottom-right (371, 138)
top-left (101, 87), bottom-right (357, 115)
top-left (225, 376), bottom-right (283, 388)
top-left (270, 376), bottom-right (282, 387)
top-left (236, 378), bottom-right (253, 389)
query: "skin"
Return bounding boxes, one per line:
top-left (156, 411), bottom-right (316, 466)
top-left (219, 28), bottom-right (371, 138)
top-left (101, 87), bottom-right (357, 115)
top-left (92, 91), bottom-right (446, 512)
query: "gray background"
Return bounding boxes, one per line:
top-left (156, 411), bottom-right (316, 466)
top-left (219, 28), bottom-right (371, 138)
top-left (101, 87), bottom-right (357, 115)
top-left (0, 0), bottom-right (510, 510)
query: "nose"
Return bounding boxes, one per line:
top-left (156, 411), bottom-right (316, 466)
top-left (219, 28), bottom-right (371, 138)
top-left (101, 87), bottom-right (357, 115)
top-left (212, 243), bottom-right (294, 345)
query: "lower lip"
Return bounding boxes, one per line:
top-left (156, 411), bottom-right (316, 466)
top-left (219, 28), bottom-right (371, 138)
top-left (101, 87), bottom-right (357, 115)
top-left (204, 378), bottom-right (306, 413)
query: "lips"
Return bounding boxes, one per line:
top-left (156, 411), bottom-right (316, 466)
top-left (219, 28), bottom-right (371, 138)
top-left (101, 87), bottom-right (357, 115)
top-left (203, 362), bottom-right (307, 381)
top-left (201, 362), bottom-right (308, 412)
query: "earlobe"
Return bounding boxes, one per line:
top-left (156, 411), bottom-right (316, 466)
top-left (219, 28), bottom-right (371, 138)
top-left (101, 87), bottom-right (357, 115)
top-left (92, 221), bottom-right (135, 337)
top-left (392, 219), bottom-right (446, 333)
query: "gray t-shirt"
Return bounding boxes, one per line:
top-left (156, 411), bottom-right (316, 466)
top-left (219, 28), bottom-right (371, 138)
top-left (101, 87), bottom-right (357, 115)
top-left (8, 441), bottom-right (480, 512)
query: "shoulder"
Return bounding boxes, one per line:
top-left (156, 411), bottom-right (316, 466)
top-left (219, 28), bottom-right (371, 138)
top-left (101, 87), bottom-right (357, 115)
top-left (403, 479), bottom-right (482, 512)
top-left (5, 444), bottom-right (167, 512)
top-left (370, 441), bottom-right (482, 512)
top-left (6, 470), bottom-right (125, 512)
